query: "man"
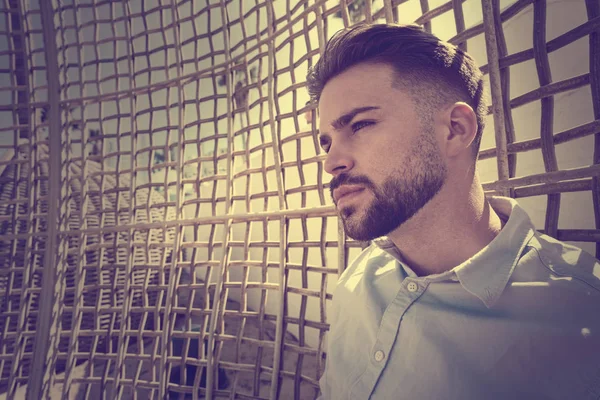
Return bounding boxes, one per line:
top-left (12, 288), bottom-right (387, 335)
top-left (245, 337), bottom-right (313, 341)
top-left (307, 23), bottom-right (600, 399)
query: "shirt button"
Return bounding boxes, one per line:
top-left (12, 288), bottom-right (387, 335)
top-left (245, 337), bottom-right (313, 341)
top-left (407, 282), bottom-right (418, 292)
top-left (374, 350), bottom-right (385, 362)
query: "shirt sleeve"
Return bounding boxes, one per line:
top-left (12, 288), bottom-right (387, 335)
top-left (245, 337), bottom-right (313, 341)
top-left (317, 316), bottom-right (336, 400)
top-left (317, 283), bottom-right (345, 400)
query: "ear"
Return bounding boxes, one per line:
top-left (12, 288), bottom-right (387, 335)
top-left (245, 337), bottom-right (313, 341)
top-left (442, 102), bottom-right (478, 158)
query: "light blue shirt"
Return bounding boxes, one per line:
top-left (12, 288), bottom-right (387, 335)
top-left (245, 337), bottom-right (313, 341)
top-left (319, 197), bottom-right (600, 399)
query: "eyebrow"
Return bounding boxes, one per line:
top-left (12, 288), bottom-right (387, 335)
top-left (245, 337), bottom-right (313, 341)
top-left (319, 106), bottom-right (380, 147)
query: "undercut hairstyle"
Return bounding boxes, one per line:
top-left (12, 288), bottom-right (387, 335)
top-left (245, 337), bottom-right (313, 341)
top-left (306, 23), bottom-right (487, 157)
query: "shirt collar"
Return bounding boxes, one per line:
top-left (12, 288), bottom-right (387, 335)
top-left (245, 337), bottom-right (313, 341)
top-left (373, 196), bottom-right (536, 308)
top-left (453, 196), bottom-right (536, 308)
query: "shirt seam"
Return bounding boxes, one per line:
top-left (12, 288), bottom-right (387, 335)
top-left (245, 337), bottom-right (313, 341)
top-left (530, 246), bottom-right (600, 295)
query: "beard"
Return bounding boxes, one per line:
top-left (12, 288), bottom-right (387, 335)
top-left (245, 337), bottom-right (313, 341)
top-left (330, 132), bottom-right (447, 241)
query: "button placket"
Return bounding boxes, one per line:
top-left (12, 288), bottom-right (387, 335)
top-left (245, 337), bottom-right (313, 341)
top-left (350, 281), bottom-right (429, 400)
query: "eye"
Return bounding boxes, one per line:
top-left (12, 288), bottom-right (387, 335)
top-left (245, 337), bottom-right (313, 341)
top-left (351, 120), bottom-right (374, 133)
top-left (319, 137), bottom-right (331, 154)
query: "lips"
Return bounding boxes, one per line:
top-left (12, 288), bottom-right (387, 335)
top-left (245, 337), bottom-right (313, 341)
top-left (333, 185), bottom-right (365, 204)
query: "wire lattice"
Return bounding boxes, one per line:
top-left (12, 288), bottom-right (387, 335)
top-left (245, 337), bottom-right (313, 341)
top-left (0, 0), bottom-right (598, 399)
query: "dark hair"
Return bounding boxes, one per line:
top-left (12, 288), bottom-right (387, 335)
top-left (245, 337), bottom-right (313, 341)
top-left (306, 23), bottom-right (486, 156)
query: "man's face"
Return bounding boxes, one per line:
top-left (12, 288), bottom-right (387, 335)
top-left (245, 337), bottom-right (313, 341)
top-left (318, 63), bottom-right (447, 241)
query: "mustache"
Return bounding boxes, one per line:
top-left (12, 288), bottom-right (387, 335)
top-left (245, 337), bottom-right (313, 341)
top-left (330, 173), bottom-right (375, 199)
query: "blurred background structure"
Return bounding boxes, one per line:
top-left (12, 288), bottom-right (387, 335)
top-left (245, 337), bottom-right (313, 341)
top-left (0, 0), bottom-right (599, 399)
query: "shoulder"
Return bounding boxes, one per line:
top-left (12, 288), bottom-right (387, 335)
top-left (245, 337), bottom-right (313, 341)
top-left (503, 232), bottom-right (600, 339)
top-left (336, 241), bottom-right (394, 286)
top-left (498, 234), bottom-right (600, 398)
top-left (503, 232), bottom-right (600, 327)
top-left (331, 240), bottom-right (399, 315)
top-left (525, 231), bottom-right (600, 295)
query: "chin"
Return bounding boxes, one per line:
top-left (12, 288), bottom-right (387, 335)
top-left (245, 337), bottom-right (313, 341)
top-left (341, 203), bottom-right (409, 241)
top-left (344, 227), bottom-right (376, 242)
top-left (338, 195), bottom-right (371, 218)
top-left (341, 211), bottom-right (374, 240)
top-left (339, 203), bottom-right (362, 221)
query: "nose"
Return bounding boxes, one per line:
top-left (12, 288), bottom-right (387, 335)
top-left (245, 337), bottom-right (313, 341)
top-left (324, 143), bottom-right (354, 176)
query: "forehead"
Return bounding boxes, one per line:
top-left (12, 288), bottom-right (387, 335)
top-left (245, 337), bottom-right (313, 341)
top-left (317, 63), bottom-right (409, 129)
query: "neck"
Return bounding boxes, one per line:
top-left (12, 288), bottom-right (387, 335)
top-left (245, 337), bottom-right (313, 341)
top-left (387, 173), bottom-right (503, 277)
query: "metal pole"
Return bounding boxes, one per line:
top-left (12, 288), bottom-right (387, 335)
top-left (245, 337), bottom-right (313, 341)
top-left (27, 0), bottom-right (62, 398)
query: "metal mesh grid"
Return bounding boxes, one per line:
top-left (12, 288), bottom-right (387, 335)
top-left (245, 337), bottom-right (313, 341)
top-left (0, 0), bottom-right (598, 399)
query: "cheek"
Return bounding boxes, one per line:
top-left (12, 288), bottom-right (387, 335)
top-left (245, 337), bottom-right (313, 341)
top-left (362, 141), bottom-right (402, 172)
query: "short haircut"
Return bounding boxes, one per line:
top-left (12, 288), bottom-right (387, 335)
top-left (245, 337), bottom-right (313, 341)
top-left (306, 23), bottom-right (487, 157)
